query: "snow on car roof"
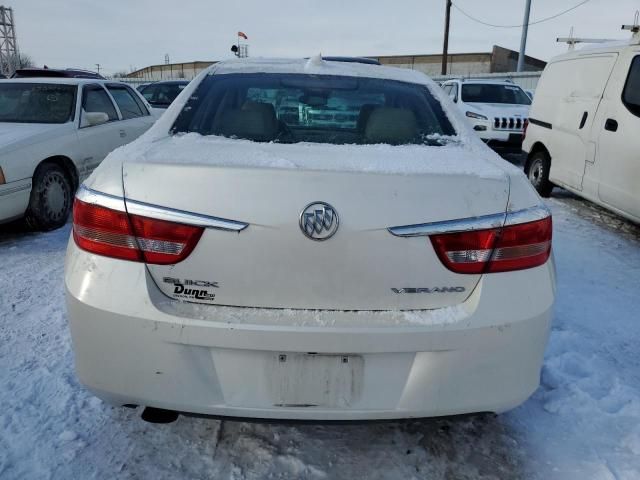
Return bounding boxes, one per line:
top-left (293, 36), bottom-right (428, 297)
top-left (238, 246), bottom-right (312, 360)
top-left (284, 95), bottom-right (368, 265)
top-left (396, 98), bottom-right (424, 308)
top-left (208, 56), bottom-right (433, 86)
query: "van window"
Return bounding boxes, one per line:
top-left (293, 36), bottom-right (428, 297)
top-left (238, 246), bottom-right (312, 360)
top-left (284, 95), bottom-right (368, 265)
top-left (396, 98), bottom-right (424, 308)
top-left (622, 56), bottom-right (640, 117)
top-left (537, 55), bottom-right (617, 101)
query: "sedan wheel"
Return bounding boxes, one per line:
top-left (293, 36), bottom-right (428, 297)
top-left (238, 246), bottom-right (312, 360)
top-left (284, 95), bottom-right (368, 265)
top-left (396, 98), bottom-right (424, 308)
top-left (25, 164), bottom-right (73, 231)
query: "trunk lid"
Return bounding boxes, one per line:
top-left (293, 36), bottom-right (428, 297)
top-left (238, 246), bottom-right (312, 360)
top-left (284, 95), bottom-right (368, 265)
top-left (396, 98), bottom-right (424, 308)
top-left (123, 137), bottom-right (509, 310)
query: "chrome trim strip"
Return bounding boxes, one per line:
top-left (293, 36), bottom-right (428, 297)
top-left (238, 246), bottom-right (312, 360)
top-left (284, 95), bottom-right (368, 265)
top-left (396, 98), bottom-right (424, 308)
top-left (504, 205), bottom-right (551, 226)
top-left (388, 212), bottom-right (506, 237)
top-left (76, 185), bottom-right (249, 232)
top-left (125, 199), bottom-right (249, 231)
top-left (75, 185), bottom-right (127, 212)
top-left (388, 205), bottom-right (551, 237)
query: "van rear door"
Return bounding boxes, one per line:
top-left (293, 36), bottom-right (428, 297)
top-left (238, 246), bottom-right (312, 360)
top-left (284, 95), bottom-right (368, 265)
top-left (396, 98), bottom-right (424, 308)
top-left (595, 50), bottom-right (640, 221)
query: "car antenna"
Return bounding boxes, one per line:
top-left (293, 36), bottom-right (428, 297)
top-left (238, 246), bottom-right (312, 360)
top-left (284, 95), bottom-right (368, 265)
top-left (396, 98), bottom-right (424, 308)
top-left (305, 53), bottom-right (325, 70)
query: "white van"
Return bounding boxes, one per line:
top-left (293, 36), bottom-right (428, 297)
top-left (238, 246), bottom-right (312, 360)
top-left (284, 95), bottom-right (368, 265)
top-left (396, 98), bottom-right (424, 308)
top-left (523, 35), bottom-right (640, 223)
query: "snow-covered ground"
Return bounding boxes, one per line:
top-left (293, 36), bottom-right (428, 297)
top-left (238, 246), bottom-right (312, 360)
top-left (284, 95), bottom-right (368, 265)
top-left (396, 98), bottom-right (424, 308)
top-left (1, 194), bottom-right (639, 480)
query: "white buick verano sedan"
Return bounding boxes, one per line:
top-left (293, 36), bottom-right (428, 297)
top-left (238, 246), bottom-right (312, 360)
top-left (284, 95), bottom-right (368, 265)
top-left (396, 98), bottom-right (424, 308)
top-left (65, 57), bottom-right (555, 421)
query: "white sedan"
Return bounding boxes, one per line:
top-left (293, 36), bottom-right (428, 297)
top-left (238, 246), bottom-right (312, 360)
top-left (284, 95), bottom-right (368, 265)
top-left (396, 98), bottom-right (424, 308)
top-left (65, 57), bottom-right (555, 422)
top-left (0, 77), bottom-right (156, 230)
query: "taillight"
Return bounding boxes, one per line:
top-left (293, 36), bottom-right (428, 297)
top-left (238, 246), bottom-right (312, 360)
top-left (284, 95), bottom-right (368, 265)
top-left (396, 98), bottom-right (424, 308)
top-left (430, 216), bottom-right (552, 274)
top-left (73, 198), bottom-right (203, 265)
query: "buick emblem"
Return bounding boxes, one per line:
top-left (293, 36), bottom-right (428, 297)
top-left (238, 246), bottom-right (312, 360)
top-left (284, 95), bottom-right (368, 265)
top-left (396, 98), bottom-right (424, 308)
top-left (299, 202), bottom-right (339, 241)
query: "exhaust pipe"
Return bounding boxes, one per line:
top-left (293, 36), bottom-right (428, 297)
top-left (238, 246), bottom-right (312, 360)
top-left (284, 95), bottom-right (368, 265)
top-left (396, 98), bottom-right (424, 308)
top-left (141, 407), bottom-right (179, 424)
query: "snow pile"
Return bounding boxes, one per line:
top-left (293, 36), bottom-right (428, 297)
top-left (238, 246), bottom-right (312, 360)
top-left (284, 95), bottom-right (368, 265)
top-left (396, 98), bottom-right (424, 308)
top-left (212, 57), bottom-right (435, 85)
top-left (163, 299), bottom-right (468, 328)
top-left (116, 133), bottom-right (505, 178)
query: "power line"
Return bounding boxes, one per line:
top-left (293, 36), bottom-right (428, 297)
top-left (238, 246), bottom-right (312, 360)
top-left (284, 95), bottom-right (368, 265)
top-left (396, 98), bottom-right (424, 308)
top-left (451, 0), bottom-right (593, 29)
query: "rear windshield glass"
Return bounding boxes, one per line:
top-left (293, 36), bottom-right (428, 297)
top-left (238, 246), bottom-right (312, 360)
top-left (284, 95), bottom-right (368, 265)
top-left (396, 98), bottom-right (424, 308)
top-left (142, 83), bottom-right (187, 107)
top-left (461, 84), bottom-right (531, 105)
top-left (171, 73), bottom-right (456, 146)
top-left (0, 83), bottom-right (76, 124)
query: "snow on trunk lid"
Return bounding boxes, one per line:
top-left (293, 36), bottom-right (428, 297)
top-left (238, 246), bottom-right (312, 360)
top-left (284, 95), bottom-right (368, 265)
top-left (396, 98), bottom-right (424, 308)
top-left (122, 141), bottom-right (509, 310)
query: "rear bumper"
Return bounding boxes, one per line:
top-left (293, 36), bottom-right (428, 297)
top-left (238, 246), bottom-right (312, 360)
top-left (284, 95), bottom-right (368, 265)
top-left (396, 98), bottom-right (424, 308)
top-left (65, 240), bottom-right (555, 420)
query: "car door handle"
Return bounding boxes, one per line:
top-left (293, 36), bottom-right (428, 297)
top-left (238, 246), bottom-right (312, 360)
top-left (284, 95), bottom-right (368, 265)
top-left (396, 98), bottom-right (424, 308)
top-left (604, 118), bottom-right (618, 132)
top-left (579, 111), bottom-right (588, 129)
top-left (119, 129), bottom-right (127, 138)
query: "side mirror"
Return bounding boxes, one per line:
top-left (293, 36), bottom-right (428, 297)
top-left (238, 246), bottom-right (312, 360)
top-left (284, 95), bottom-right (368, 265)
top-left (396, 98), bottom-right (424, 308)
top-left (82, 111), bottom-right (109, 127)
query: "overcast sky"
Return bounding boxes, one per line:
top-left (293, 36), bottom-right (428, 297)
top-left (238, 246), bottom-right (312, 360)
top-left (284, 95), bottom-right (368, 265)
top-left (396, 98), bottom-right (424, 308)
top-left (13, 0), bottom-right (640, 75)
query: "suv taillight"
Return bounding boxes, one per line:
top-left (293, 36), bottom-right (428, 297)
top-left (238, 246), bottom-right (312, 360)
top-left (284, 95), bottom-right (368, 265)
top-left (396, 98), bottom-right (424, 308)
top-left (72, 198), bottom-right (203, 265)
top-left (430, 216), bottom-right (552, 274)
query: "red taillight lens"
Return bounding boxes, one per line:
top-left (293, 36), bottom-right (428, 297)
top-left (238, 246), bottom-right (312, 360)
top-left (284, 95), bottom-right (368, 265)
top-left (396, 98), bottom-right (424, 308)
top-left (72, 198), bottom-right (203, 265)
top-left (72, 199), bottom-right (142, 262)
top-left (430, 216), bottom-right (552, 274)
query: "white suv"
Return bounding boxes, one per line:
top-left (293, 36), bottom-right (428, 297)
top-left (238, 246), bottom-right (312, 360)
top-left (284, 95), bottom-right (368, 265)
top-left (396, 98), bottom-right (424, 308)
top-left (0, 78), bottom-right (155, 230)
top-left (441, 79), bottom-right (531, 152)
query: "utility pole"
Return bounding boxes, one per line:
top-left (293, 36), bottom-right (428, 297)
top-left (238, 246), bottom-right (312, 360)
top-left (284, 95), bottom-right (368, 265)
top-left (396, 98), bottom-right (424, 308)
top-left (517, 0), bottom-right (532, 72)
top-left (95, 63), bottom-right (100, 74)
top-left (441, 0), bottom-right (452, 75)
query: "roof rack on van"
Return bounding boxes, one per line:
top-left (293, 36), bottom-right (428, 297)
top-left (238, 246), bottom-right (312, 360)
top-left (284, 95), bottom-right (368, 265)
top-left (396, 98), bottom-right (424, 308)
top-left (622, 11), bottom-right (640, 44)
top-left (558, 14), bottom-right (640, 50)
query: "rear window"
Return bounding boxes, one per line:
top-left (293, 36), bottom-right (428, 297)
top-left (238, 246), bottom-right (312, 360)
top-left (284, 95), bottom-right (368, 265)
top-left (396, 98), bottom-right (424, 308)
top-left (142, 83), bottom-right (187, 107)
top-left (171, 73), bottom-right (456, 146)
top-left (461, 84), bottom-right (531, 105)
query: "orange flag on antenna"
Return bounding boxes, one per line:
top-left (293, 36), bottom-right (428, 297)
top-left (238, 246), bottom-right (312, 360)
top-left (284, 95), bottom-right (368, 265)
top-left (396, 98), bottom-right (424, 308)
top-left (238, 32), bottom-right (248, 40)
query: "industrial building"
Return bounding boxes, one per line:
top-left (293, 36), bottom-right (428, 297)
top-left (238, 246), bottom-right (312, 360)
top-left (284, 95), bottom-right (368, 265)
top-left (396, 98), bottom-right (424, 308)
top-left (125, 45), bottom-right (545, 82)
top-left (125, 60), bottom-right (215, 81)
top-left (371, 45), bottom-right (546, 76)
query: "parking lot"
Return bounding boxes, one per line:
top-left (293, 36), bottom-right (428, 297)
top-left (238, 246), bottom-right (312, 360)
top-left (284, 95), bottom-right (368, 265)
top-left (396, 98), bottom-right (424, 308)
top-left (1, 189), bottom-right (639, 480)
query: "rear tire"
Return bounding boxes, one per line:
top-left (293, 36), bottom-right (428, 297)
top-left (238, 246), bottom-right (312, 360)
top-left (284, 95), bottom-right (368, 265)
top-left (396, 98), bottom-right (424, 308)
top-left (526, 151), bottom-right (553, 198)
top-left (25, 163), bottom-right (73, 231)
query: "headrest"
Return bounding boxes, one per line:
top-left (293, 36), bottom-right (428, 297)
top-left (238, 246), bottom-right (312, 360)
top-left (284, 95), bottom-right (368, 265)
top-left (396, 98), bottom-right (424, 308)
top-left (356, 104), bottom-right (379, 132)
top-left (364, 107), bottom-right (418, 144)
top-left (218, 101), bottom-right (279, 142)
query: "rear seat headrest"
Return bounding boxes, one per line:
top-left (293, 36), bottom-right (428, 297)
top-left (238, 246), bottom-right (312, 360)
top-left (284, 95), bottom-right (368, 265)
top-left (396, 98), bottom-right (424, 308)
top-left (364, 107), bottom-right (418, 145)
top-left (218, 101), bottom-right (279, 142)
top-left (356, 104), bottom-right (379, 132)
